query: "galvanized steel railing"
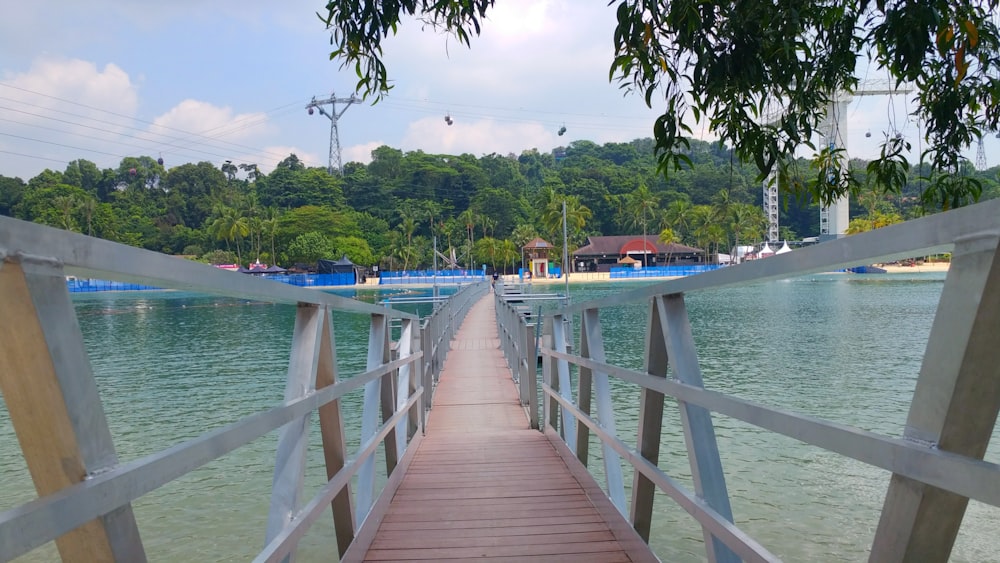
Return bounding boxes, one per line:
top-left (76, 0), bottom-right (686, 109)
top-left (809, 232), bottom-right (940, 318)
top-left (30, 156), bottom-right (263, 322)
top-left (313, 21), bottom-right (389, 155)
top-left (0, 215), bottom-right (484, 562)
top-left (529, 199), bottom-right (1000, 562)
top-left (494, 291), bottom-right (539, 429)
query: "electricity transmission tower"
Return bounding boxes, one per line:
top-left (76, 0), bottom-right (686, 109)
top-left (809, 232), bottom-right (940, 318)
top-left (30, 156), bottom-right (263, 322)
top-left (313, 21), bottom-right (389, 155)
top-left (306, 92), bottom-right (360, 175)
top-left (976, 137), bottom-right (988, 171)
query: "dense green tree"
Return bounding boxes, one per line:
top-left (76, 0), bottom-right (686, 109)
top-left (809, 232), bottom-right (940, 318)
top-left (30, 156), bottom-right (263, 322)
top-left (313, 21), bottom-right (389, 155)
top-left (368, 145), bottom-right (403, 180)
top-left (62, 160), bottom-right (105, 199)
top-left (0, 175), bottom-right (26, 216)
top-left (276, 205), bottom-right (360, 251)
top-left (321, 0), bottom-right (999, 210)
top-left (470, 187), bottom-right (526, 238)
top-left (285, 231), bottom-right (336, 265)
top-left (258, 166), bottom-right (346, 209)
top-left (478, 153), bottom-right (529, 199)
top-left (331, 236), bottom-right (376, 266)
top-left (342, 166), bottom-right (395, 218)
top-left (14, 181), bottom-right (88, 229)
top-left (162, 162), bottom-right (228, 228)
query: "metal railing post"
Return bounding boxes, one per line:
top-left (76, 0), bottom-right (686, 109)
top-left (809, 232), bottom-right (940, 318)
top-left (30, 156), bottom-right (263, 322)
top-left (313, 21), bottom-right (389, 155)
top-left (870, 234), bottom-right (1000, 562)
top-left (266, 303), bottom-right (325, 558)
top-left (581, 308), bottom-right (626, 514)
top-left (525, 322), bottom-right (539, 430)
top-left (0, 259), bottom-right (147, 562)
top-left (314, 306), bottom-right (356, 556)
top-left (356, 314), bottom-right (388, 523)
top-left (660, 295), bottom-right (738, 563)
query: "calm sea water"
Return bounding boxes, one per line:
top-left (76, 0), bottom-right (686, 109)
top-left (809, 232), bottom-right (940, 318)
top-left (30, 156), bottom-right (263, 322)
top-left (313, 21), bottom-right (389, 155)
top-left (1, 274), bottom-right (997, 561)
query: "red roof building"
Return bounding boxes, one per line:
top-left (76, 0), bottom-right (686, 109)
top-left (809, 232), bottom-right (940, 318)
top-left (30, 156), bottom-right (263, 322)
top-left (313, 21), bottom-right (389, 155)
top-left (572, 235), bottom-right (704, 272)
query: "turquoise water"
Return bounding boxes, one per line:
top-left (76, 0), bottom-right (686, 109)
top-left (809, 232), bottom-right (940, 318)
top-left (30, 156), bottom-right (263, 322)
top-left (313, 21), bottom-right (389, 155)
top-left (1, 275), bottom-right (997, 561)
top-left (544, 273), bottom-right (999, 562)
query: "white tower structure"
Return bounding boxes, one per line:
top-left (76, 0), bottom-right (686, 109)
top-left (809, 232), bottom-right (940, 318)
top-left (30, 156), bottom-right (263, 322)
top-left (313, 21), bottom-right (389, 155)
top-left (819, 80), bottom-right (913, 240)
top-left (763, 170), bottom-right (779, 242)
top-left (306, 92), bottom-right (360, 175)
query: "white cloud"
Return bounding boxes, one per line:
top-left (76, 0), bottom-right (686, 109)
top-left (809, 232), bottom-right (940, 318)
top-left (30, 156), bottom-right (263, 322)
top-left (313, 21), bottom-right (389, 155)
top-left (0, 57), bottom-right (140, 177)
top-left (399, 116), bottom-right (554, 157)
top-left (343, 141), bottom-right (385, 165)
top-left (2, 57), bottom-right (138, 119)
top-left (150, 100), bottom-right (270, 143)
top-left (254, 146), bottom-right (323, 173)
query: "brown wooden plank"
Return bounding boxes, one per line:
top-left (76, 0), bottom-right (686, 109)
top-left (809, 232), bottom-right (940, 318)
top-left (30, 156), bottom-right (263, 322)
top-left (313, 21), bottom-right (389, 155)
top-left (365, 540), bottom-right (627, 560)
top-left (384, 497), bottom-right (594, 512)
top-left (383, 507), bottom-right (602, 523)
top-left (371, 531), bottom-right (615, 550)
top-left (375, 514), bottom-right (608, 531)
top-left (346, 293), bottom-right (658, 563)
top-left (372, 522), bottom-right (609, 540)
top-left (433, 554), bottom-right (632, 563)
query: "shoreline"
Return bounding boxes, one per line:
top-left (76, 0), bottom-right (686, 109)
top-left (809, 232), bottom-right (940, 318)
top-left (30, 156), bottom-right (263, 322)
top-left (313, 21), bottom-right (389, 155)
top-left (354, 261), bottom-right (951, 288)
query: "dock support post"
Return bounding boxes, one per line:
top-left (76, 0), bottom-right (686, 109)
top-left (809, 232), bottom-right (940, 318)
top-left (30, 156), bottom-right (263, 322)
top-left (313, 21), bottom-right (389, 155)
top-left (870, 235), bottom-right (1000, 562)
top-left (0, 259), bottom-right (146, 563)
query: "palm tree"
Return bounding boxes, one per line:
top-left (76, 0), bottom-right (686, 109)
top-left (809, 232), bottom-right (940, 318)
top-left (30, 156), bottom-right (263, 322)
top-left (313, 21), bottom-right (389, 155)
top-left (663, 198), bottom-right (694, 244)
top-left (497, 239), bottom-right (519, 274)
top-left (263, 208), bottom-right (279, 263)
top-left (80, 197), bottom-right (97, 236)
top-left (624, 183), bottom-right (658, 265)
top-left (229, 215), bottom-right (250, 264)
top-left (658, 227), bottom-right (678, 266)
top-left (398, 206), bottom-right (420, 256)
top-left (458, 209), bottom-right (476, 268)
top-left (711, 188), bottom-right (734, 254)
top-left (53, 195), bottom-right (78, 231)
top-left (208, 205), bottom-right (249, 263)
top-left (729, 203), bottom-right (767, 263)
top-left (690, 205), bottom-right (717, 262)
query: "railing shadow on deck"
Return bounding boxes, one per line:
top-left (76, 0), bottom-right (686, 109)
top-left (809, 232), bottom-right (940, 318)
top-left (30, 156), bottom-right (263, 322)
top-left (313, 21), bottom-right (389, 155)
top-left (0, 215), bottom-right (487, 562)
top-left (496, 198), bottom-right (1000, 563)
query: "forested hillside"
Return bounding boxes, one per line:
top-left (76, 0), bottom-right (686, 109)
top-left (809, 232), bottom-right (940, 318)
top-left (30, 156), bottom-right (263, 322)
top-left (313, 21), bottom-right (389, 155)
top-left (1, 138), bottom-right (997, 272)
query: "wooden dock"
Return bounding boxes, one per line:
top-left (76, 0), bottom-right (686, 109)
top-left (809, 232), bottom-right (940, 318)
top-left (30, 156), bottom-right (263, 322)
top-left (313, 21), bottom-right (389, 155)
top-left (345, 293), bottom-right (657, 562)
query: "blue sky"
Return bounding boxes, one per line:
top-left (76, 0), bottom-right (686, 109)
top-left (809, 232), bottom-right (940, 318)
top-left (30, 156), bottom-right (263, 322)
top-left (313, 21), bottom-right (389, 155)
top-left (2, 0), bottom-right (995, 181)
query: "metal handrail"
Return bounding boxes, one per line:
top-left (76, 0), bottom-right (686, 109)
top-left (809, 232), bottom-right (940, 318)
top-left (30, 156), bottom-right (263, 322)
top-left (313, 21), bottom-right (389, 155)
top-left (531, 199), bottom-right (1000, 562)
top-left (0, 216), bottom-right (484, 562)
top-left (494, 291), bottom-right (538, 429)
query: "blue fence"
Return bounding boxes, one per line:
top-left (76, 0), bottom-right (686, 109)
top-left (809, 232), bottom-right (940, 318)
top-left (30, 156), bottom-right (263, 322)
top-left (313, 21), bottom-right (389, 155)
top-left (609, 264), bottom-right (723, 279)
top-left (66, 279), bottom-right (163, 292)
top-left (260, 273), bottom-right (356, 287)
top-left (66, 272), bottom-right (357, 293)
top-left (378, 269), bottom-right (486, 285)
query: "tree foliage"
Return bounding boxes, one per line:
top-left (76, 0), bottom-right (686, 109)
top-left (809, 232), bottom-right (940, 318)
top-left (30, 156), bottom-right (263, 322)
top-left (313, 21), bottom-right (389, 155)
top-left (3, 134), bottom-right (997, 269)
top-left (320, 0), bottom-right (1000, 210)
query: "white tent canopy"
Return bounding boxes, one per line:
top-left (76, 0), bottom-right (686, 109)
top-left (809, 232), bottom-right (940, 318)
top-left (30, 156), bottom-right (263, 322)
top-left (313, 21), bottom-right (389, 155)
top-left (775, 241), bottom-right (793, 254)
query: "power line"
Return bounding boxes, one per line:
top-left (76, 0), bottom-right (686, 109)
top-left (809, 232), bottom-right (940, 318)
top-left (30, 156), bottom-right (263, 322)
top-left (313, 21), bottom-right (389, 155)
top-left (0, 84), bottom-right (311, 164)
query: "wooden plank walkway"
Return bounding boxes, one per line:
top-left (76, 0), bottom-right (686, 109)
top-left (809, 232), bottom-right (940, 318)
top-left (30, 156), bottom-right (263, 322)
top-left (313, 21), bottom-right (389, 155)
top-left (346, 293), bottom-right (657, 562)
